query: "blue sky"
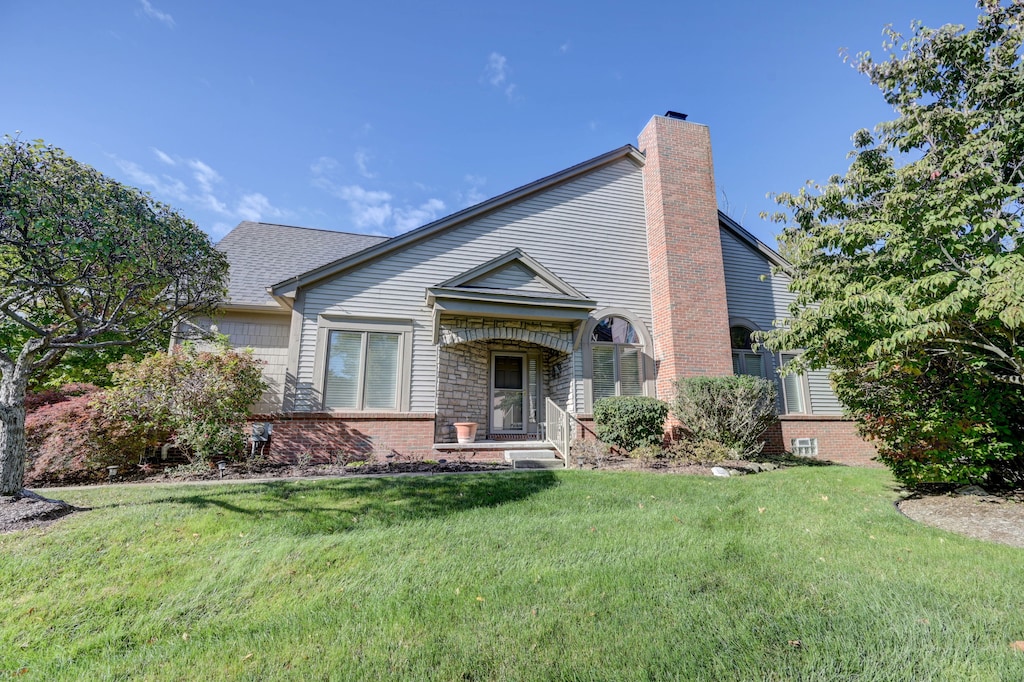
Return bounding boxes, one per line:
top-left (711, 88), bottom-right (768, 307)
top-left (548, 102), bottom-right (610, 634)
top-left (2, 1), bottom-right (981, 246)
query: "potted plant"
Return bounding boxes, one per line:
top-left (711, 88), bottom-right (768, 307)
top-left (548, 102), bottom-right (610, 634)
top-left (453, 422), bottom-right (478, 444)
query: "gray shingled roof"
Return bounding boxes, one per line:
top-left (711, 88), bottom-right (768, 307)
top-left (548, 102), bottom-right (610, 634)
top-left (216, 222), bottom-right (389, 306)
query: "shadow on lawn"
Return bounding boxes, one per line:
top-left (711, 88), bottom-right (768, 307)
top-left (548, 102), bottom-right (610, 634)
top-left (113, 472), bottom-right (559, 535)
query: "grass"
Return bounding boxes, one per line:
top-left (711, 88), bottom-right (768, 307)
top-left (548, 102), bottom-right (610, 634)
top-left (1, 468), bottom-right (1022, 681)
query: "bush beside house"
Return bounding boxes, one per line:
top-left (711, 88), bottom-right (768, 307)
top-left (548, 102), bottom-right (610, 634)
top-left (25, 384), bottom-right (160, 486)
top-left (593, 396), bottom-right (669, 453)
top-left (671, 376), bottom-right (778, 459)
top-left (24, 345), bottom-right (266, 483)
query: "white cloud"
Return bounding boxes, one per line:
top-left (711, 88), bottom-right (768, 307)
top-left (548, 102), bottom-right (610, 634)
top-left (139, 0), bottom-right (175, 28)
top-left (354, 150), bottom-right (376, 179)
top-left (485, 52), bottom-right (508, 87)
top-left (110, 151), bottom-right (286, 234)
top-left (236, 193), bottom-right (283, 222)
top-left (483, 52), bottom-right (519, 101)
top-left (310, 156), bottom-right (338, 175)
top-left (310, 152), bottom-right (443, 234)
top-left (112, 157), bottom-right (189, 202)
top-left (209, 222), bottom-right (235, 239)
top-left (188, 159), bottom-right (221, 193)
top-left (459, 175), bottom-right (487, 207)
top-left (393, 198), bottom-right (446, 232)
top-left (560, 41), bottom-right (571, 54)
top-left (152, 148), bottom-right (175, 165)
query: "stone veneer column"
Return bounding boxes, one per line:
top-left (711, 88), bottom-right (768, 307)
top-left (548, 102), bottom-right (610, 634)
top-left (638, 114), bottom-right (733, 400)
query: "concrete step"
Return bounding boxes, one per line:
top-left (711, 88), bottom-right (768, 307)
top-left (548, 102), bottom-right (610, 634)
top-left (506, 449), bottom-right (564, 470)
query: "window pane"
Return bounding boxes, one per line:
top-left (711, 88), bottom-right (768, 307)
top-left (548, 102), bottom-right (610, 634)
top-left (781, 353), bottom-right (805, 414)
top-left (324, 331), bottom-right (362, 409)
top-left (592, 316), bottom-right (638, 344)
top-left (592, 346), bottom-right (616, 401)
top-left (732, 353), bottom-right (741, 374)
top-left (494, 356), bottom-right (523, 389)
top-left (363, 333), bottom-right (399, 409)
top-left (741, 352), bottom-right (764, 378)
top-left (619, 347), bottom-right (643, 396)
top-left (730, 326), bottom-right (753, 350)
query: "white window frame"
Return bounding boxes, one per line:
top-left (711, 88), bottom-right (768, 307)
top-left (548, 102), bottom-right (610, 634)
top-left (312, 317), bottom-right (413, 412)
top-left (778, 351), bottom-right (812, 415)
top-left (582, 309), bottom-right (655, 411)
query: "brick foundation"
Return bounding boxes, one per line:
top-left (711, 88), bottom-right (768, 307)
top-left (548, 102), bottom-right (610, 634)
top-left (248, 412), bottom-right (438, 464)
top-left (578, 414), bottom-right (878, 467)
top-left (762, 415), bottom-right (880, 467)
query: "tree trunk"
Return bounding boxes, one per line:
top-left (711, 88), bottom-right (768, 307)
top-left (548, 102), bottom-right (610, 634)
top-left (0, 368), bottom-right (29, 497)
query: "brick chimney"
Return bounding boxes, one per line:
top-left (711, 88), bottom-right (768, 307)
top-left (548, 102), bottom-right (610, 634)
top-left (638, 113), bottom-right (732, 400)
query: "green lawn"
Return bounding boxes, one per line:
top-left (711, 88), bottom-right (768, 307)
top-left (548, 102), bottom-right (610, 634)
top-left (1, 468), bottom-right (1022, 681)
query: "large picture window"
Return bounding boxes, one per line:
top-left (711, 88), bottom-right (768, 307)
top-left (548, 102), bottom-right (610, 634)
top-left (591, 316), bottom-right (644, 400)
top-left (324, 330), bottom-right (401, 410)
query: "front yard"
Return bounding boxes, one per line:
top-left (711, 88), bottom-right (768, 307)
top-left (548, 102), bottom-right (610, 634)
top-left (2, 468), bottom-right (1022, 680)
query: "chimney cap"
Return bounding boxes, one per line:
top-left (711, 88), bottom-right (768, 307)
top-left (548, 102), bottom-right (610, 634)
top-left (664, 111), bottom-right (688, 121)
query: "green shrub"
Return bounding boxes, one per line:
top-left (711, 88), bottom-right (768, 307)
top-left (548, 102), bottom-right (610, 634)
top-left (834, 358), bottom-right (1024, 489)
top-left (593, 396), bottom-right (669, 452)
top-left (628, 444), bottom-right (663, 463)
top-left (104, 342), bottom-right (267, 463)
top-left (668, 438), bottom-right (733, 464)
top-left (671, 376), bottom-right (777, 458)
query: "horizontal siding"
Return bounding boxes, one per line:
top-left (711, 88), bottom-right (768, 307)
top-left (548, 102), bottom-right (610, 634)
top-left (720, 227), bottom-right (843, 416)
top-left (189, 312), bottom-right (290, 413)
top-left (807, 369), bottom-right (843, 415)
top-left (466, 262), bottom-right (554, 293)
top-left (296, 159), bottom-right (651, 413)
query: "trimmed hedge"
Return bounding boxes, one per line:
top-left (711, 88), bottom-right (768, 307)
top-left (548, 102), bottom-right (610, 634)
top-left (593, 396), bottom-right (669, 452)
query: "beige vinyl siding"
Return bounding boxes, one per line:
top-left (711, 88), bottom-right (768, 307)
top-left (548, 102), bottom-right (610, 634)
top-left (295, 158), bottom-right (651, 414)
top-left (465, 262), bottom-right (557, 293)
top-left (719, 227), bottom-right (843, 416)
top-left (187, 311), bottom-right (291, 413)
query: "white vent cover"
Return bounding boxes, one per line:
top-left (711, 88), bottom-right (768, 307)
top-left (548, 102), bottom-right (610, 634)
top-left (791, 437), bottom-right (818, 457)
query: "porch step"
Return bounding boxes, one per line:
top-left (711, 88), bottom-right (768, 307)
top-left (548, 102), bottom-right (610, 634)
top-left (506, 449), bottom-right (564, 470)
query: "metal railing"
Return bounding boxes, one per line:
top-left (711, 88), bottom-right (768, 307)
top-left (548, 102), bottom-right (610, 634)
top-left (544, 397), bottom-right (578, 468)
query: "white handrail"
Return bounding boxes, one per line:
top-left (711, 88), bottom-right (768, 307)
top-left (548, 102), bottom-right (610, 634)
top-left (544, 397), bottom-right (578, 468)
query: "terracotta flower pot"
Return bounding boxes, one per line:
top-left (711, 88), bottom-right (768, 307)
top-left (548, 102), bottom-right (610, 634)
top-left (454, 422), bottom-right (478, 444)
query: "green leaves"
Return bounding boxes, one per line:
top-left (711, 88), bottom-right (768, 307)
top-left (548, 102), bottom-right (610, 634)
top-left (762, 2), bottom-right (1024, 486)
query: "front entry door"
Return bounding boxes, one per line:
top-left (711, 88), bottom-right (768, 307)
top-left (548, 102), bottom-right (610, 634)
top-left (491, 354), bottom-right (526, 434)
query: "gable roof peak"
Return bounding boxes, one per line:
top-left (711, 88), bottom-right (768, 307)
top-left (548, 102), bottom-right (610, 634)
top-left (437, 248), bottom-right (587, 299)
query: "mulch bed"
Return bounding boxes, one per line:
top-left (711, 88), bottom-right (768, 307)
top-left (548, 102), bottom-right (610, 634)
top-left (898, 487), bottom-right (1024, 549)
top-left (0, 493), bottom-right (81, 535)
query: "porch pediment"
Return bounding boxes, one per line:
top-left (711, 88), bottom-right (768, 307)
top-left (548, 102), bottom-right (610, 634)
top-left (426, 249), bottom-right (597, 325)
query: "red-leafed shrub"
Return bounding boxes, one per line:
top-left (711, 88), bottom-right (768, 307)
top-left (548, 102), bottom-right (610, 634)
top-left (24, 383), bottom-right (99, 411)
top-left (24, 385), bottom-right (164, 486)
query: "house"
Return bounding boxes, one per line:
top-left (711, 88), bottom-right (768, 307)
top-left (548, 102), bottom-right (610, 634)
top-left (204, 112), bottom-right (877, 466)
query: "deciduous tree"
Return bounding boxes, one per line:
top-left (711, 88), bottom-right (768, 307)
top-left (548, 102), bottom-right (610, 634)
top-left (0, 138), bottom-right (228, 496)
top-left (763, 1), bottom-right (1024, 484)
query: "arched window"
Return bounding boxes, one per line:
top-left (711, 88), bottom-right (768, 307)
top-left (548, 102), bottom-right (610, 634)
top-left (730, 325), bottom-right (765, 378)
top-left (591, 316), bottom-right (644, 400)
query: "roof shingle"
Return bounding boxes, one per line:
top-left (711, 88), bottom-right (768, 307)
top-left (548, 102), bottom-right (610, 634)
top-left (216, 222), bottom-right (388, 306)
